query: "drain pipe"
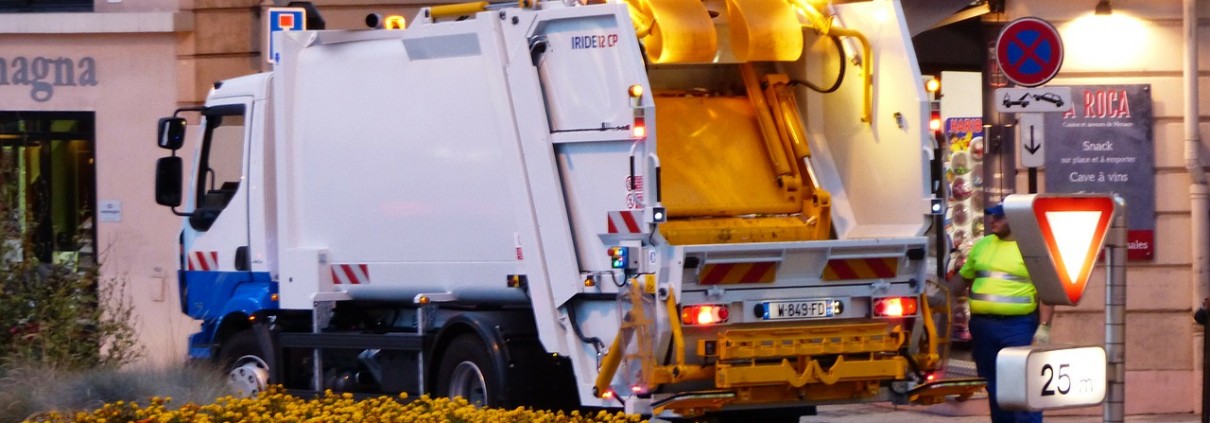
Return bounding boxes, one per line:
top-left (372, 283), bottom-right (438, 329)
top-left (1184, 0), bottom-right (1210, 420)
top-left (1187, 0), bottom-right (1209, 293)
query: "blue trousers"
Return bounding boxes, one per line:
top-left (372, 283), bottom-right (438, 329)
top-left (969, 314), bottom-right (1043, 423)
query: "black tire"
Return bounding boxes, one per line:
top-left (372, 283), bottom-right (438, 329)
top-left (435, 334), bottom-right (500, 408)
top-left (219, 329), bottom-right (271, 398)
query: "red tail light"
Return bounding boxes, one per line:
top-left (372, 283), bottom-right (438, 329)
top-left (925, 371), bottom-right (941, 382)
top-left (872, 297), bottom-right (918, 317)
top-left (632, 116), bottom-right (647, 139)
top-left (681, 304), bottom-right (729, 326)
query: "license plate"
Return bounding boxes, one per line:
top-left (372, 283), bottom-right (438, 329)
top-left (762, 299), bottom-right (839, 320)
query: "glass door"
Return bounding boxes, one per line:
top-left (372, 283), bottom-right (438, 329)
top-left (0, 111), bottom-right (96, 268)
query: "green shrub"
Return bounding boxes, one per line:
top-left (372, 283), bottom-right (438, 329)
top-left (0, 162), bottom-right (146, 420)
top-left (0, 259), bottom-right (142, 371)
top-left (0, 164), bottom-right (143, 370)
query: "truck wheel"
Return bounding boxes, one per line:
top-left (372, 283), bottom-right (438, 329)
top-left (436, 334), bottom-right (499, 407)
top-left (220, 330), bottom-right (270, 398)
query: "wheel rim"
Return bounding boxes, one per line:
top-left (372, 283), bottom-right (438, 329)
top-left (448, 361), bottom-right (489, 406)
top-left (227, 355), bottom-right (270, 398)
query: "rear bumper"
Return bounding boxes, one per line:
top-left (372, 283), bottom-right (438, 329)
top-left (651, 321), bottom-right (921, 415)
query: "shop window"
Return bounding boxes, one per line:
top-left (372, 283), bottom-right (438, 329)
top-left (0, 111), bottom-right (96, 267)
top-left (0, 0), bottom-right (91, 12)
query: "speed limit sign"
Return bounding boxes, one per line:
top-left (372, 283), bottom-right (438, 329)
top-left (997, 345), bottom-right (1107, 411)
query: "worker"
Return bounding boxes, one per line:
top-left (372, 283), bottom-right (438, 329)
top-left (953, 202), bottom-right (1054, 423)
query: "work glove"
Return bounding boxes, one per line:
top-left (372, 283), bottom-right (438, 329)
top-left (1033, 324), bottom-right (1051, 345)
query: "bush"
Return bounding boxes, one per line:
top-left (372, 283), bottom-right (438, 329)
top-left (0, 172), bottom-right (143, 371)
top-left (0, 163), bottom-right (147, 420)
top-left (0, 257), bottom-right (143, 371)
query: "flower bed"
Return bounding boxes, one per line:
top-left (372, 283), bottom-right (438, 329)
top-left (24, 386), bottom-right (643, 423)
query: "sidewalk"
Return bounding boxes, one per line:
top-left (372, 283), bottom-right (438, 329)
top-left (813, 340), bottom-right (1179, 422)
top-left (811, 399), bottom-right (1200, 423)
top-left (801, 343), bottom-right (1203, 422)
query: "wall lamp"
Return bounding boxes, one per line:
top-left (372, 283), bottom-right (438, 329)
top-left (1095, 0), bottom-right (1113, 15)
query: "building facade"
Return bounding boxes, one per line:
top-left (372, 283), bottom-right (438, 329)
top-left (0, 0), bottom-right (419, 365)
top-left (1002, 0), bottom-right (1205, 415)
top-left (1, 0), bottom-right (192, 363)
top-left (0, 0), bottom-right (1204, 416)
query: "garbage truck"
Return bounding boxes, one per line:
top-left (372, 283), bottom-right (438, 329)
top-left (153, 0), bottom-right (980, 418)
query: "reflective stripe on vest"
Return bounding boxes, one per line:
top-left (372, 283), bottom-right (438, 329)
top-left (965, 237), bottom-right (1038, 316)
top-left (970, 293), bottom-right (1032, 304)
top-left (970, 272), bottom-right (1038, 315)
top-left (974, 270), bottom-right (1029, 282)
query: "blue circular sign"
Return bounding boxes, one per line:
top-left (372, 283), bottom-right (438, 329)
top-left (996, 17), bottom-right (1064, 87)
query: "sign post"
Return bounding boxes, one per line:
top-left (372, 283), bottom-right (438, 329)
top-left (1019, 113), bottom-right (1043, 192)
top-left (995, 17), bottom-right (1065, 194)
top-left (999, 193), bottom-right (1127, 422)
top-left (993, 86), bottom-right (1073, 187)
top-left (1102, 196), bottom-right (1128, 423)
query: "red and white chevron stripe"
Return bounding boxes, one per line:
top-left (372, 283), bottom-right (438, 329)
top-left (331, 264), bottom-right (370, 285)
top-left (187, 251), bottom-right (219, 271)
top-left (606, 210), bottom-right (643, 234)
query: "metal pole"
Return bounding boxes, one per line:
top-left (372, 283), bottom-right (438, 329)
top-left (1104, 196), bottom-right (1127, 423)
top-left (1028, 167), bottom-right (1037, 194)
top-left (313, 302), bottom-right (326, 393)
top-left (933, 140), bottom-right (947, 285)
top-left (417, 304), bottom-right (427, 396)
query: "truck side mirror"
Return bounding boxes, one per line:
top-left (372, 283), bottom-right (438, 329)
top-left (158, 117), bottom-right (186, 150)
top-left (155, 156), bottom-right (183, 207)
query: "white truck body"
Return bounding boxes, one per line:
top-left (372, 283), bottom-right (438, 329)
top-left (163, 0), bottom-right (968, 417)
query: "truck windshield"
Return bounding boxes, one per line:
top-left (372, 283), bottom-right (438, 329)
top-left (192, 104), bottom-right (246, 230)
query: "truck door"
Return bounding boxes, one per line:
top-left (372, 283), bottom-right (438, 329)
top-left (526, 8), bottom-right (652, 275)
top-left (181, 101), bottom-right (255, 319)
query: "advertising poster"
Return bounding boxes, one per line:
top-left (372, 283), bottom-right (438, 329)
top-left (945, 117), bottom-right (986, 265)
top-left (1043, 85), bottom-right (1155, 260)
top-left (944, 117), bottom-right (983, 343)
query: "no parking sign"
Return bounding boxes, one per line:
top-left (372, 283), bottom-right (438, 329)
top-left (996, 17), bottom-right (1064, 87)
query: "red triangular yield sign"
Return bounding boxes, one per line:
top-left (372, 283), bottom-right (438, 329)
top-left (1032, 196), bottom-right (1116, 304)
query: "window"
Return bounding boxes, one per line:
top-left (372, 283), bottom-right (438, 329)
top-left (0, 111), bottom-right (96, 266)
top-left (190, 105), bottom-right (245, 231)
top-left (0, 0), bottom-right (91, 13)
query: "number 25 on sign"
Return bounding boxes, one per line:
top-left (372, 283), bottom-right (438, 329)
top-left (996, 345), bottom-right (1107, 411)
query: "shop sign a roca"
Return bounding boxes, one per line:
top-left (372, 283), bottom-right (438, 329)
top-left (0, 56), bottom-right (98, 102)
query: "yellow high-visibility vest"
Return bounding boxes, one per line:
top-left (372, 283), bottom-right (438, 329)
top-left (959, 235), bottom-right (1038, 316)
